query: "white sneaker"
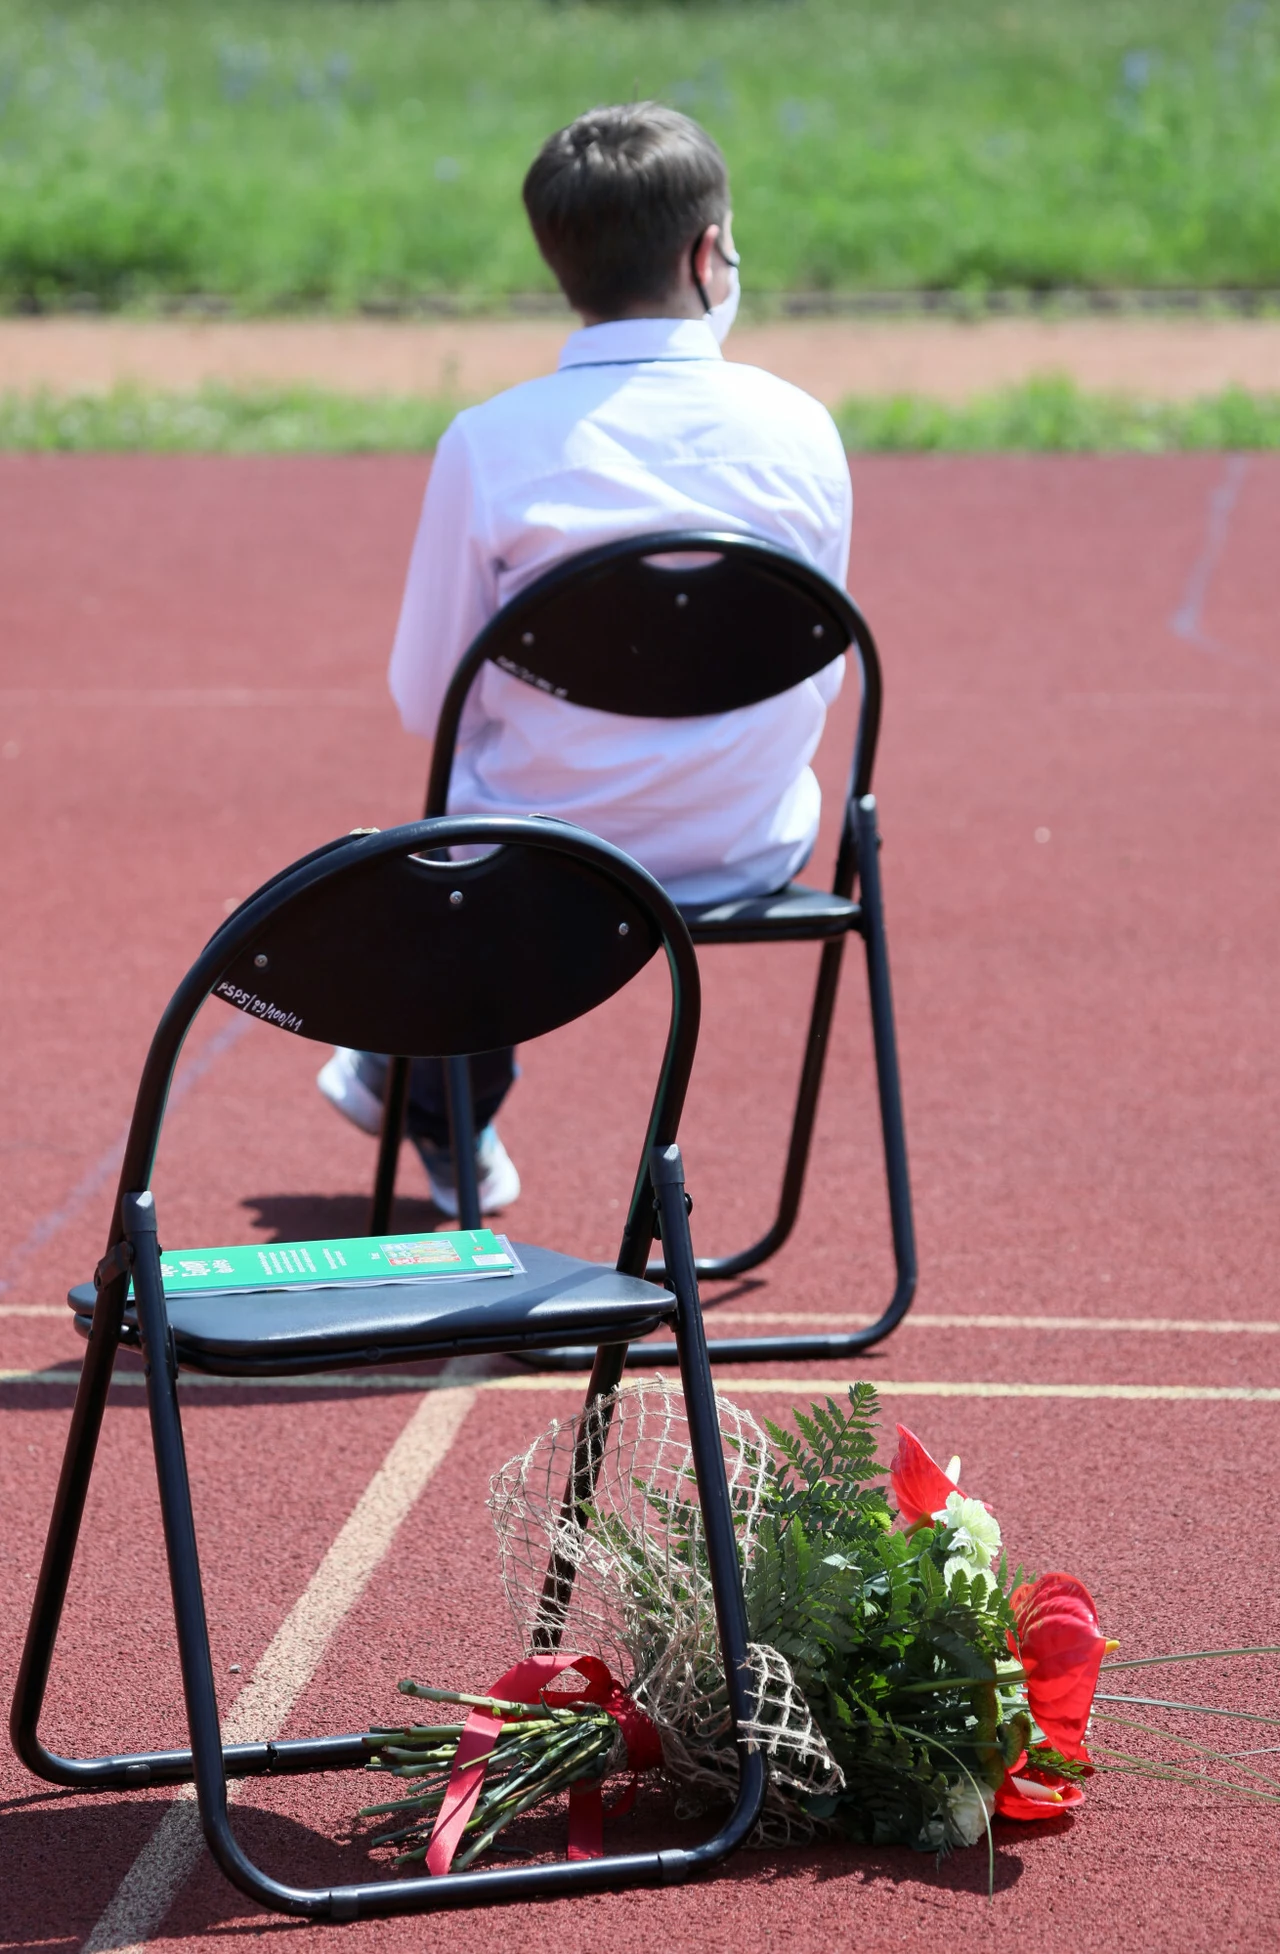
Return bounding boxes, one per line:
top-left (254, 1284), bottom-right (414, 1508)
top-left (316, 1047), bottom-right (385, 1136)
top-left (318, 1049), bottom-right (520, 1215)
top-left (416, 1125), bottom-right (521, 1217)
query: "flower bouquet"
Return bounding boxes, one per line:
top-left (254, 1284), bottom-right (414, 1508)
top-left (358, 1378), bottom-right (1278, 1875)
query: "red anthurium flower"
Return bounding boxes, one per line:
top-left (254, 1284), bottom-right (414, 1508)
top-left (1009, 1573), bottom-right (1114, 1761)
top-left (994, 1756), bottom-right (1086, 1823)
top-left (889, 1425), bottom-right (962, 1528)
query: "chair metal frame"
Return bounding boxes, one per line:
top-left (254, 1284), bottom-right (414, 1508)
top-left (368, 532), bottom-right (917, 1366)
top-left (11, 817), bottom-right (766, 1921)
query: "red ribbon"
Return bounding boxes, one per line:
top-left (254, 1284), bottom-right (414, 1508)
top-left (425, 1653), bottom-right (663, 1876)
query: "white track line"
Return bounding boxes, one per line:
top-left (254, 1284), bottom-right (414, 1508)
top-left (486, 1377), bottom-right (1280, 1404)
top-left (12, 1306), bottom-right (1280, 1332)
top-left (0, 686), bottom-right (387, 708)
top-left (81, 1368), bottom-right (477, 1953)
top-left (705, 1310), bottom-right (1280, 1335)
top-left (9, 1366), bottom-right (1280, 1404)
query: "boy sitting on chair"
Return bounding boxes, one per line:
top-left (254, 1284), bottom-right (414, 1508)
top-left (319, 101), bottom-right (852, 1214)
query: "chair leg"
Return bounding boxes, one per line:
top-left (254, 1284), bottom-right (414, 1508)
top-left (853, 792), bottom-right (918, 1324)
top-left (15, 1192), bottom-right (761, 1918)
top-left (532, 1337), bottom-right (631, 1651)
top-left (537, 1152), bottom-right (766, 1850)
top-left (371, 1056), bottom-right (483, 1235)
top-left (369, 1055), bottom-right (412, 1236)
top-left (541, 797), bottom-right (917, 1371)
top-left (13, 1197), bottom-right (759, 1914)
top-left (651, 1145), bottom-right (768, 1844)
top-left (443, 1054), bottom-right (482, 1231)
top-left (124, 1193), bottom-right (325, 1914)
top-left (656, 933), bottom-right (847, 1284)
top-left (666, 791), bottom-right (917, 1356)
top-left (8, 1257), bottom-right (370, 1795)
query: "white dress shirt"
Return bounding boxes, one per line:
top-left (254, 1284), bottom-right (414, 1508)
top-left (388, 316), bottom-right (852, 902)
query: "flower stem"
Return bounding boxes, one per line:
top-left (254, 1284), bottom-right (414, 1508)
top-left (1093, 1694), bottom-right (1280, 1728)
top-left (893, 1673), bottom-right (1012, 1695)
top-left (397, 1680), bottom-right (563, 1717)
top-left (1088, 1744), bottom-right (1280, 1803)
top-left (1089, 1713), bottom-right (1280, 1791)
top-left (1100, 1646), bottom-right (1280, 1673)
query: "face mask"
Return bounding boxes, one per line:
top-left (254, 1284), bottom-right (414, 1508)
top-left (706, 263), bottom-right (740, 345)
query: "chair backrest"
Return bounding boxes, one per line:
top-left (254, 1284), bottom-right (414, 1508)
top-left (108, 817), bottom-right (700, 1279)
top-left (424, 531), bottom-right (884, 829)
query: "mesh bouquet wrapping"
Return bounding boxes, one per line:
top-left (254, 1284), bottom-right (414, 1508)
top-left (366, 1376), bottom-right (1260, 1871)
top-left (487, 1376), bottom-right (842, 1837)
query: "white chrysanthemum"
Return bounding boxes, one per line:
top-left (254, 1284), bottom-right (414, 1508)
top-left (934, 1491), bottom-right (1002, 1569)
top-left (946, 1777), bottom-right (995, 1847)
top-left (944, 1554), bottom-right (997, 1596)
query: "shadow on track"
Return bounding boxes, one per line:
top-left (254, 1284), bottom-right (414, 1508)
top-left (0, 1787), bottom-right (1038, 1945)
top-left (708, 1830), bottom-right (1032, 1900)
top-left (240, 1190), bottom-right (446, 1241)
top-left (238, 1193), bottom-right (766, 1319)
top-left (0, 1796), bottom-right (176, 1951)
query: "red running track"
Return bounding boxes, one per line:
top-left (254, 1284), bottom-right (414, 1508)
top-left (2, 454), bottom-right (1279, 1952)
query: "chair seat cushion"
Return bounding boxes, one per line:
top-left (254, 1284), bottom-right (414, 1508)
top-left (679, 881), bottom-right (859, 943)
top-left (68, 1242), bottom-right (672, 1375)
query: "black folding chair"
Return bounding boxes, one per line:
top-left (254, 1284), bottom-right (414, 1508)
top-left (368, 532), bottom-right (916, 1366)
top-left (10, 817), bottom-right (765, 1922)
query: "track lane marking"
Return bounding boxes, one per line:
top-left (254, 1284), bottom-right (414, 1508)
top-left (482, 1378), bottom-right (1280, 1404)
top-left (1169, 452), bottom-right (1250, 661)
top-left (80, 1367), bottom-right (478, 1953)
top-left (13, 1307), bottom-right (1280, 1331)
top-left (0, 686), bottom-right (388, 707)
top-left (703, 1311), bottom-right (1280, 1334)
top-left (8, 1367), bottom-right (1280, 1403)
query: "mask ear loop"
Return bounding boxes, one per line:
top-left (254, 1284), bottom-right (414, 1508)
top-left (690, 227), bottom-right (740, 314)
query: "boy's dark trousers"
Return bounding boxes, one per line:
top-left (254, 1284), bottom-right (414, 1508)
top-left (352, 1048), bottom-right (516, 1150)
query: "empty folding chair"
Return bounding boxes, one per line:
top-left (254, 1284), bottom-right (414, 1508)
top-left (368, 531), bottom-right (916, 1365)
top-left (11, 816), bottom-right (765, 1921)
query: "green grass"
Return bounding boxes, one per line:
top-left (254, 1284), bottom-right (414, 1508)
top-left (834, 378), bottom-right (1280, 451)
top-left (5, 379), bottom-right (1280, 452)
top-left (1, 2), bottom-right (1279, 310)
top-left (0, 385), bottom-right (460, 452)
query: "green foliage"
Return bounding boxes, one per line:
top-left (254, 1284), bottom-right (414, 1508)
top-left (750, 1387), bottom-right (1025, 1850)
top-left (1, 1), bottom-right (1280, 310)
top-left (8, 380), bottom-right (1280, 453)
top-left (1021, 1744), bottom-right (1090, 1783)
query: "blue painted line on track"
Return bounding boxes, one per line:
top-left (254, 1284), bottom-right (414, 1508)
top-left (0, 1012), bottom-right (251, 1294)
top-left (1169, 454), bottom-right (1260, 666)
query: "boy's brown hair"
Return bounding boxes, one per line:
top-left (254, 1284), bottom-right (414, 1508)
top-left (523, 102), bottom-right (729, 318)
